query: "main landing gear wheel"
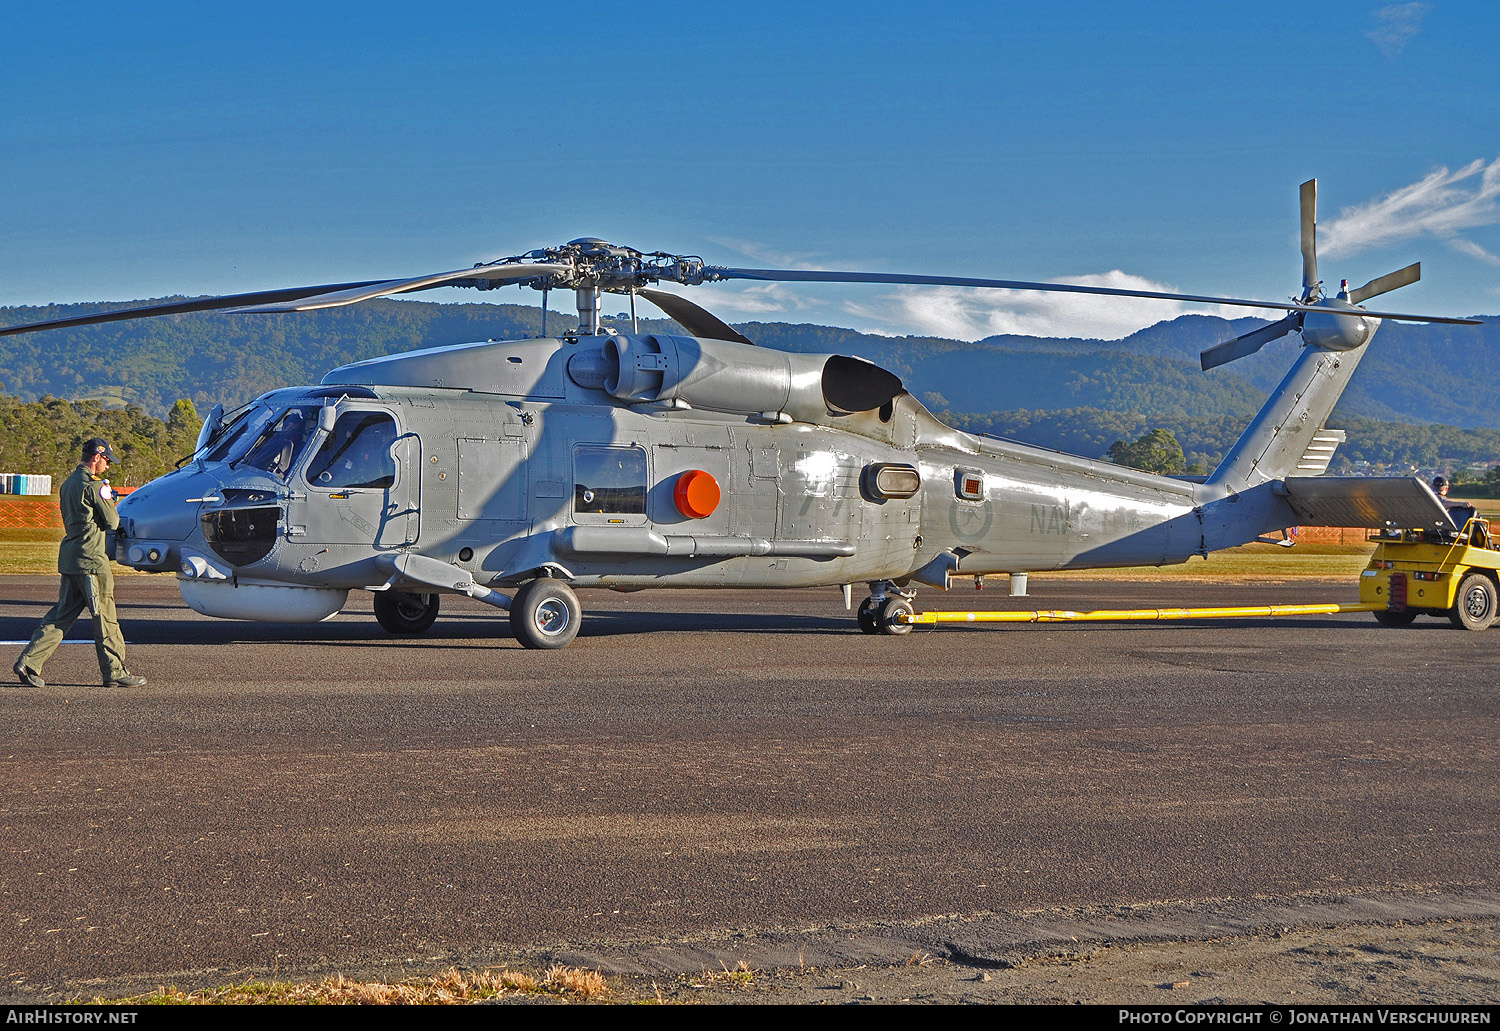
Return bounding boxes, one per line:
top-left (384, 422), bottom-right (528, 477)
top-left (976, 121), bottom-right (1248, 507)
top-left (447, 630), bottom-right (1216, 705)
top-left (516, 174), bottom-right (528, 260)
top-left (373, 590), bottom-right (440, 634)
top-left (1449, 573), bottom-right (1498, 631)
top-left (511, 579), bottom-right (581, 649)
top-left (1373, 609), bottom-right (1417, 627)
top-left (878, 596), bottom-right (914, 636)
top-left (856, 597), bottom-right (882, 634)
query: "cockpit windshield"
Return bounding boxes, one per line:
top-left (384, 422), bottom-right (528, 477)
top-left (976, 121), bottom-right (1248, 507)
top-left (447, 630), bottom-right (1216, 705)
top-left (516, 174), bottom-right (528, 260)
top-left (234, 405), bottom-right (322, 479)
top-left (203, 405), bottom-right (274, 465)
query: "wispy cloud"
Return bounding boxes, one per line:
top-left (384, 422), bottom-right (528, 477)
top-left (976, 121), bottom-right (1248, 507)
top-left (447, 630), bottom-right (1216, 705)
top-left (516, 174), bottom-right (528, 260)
top-left (841, 271), bottom-right (1243, 342)
top-left (1447, 238), bottom-right (1500, 267)
top-left (1367, 2), bottom-right (1428, 57)
top-left (1320, 157), bottom-right (1500, 259)
top-left (643, 282), bottom-right (821, 318)
top-left (705, 236), bottom-right (825, 270)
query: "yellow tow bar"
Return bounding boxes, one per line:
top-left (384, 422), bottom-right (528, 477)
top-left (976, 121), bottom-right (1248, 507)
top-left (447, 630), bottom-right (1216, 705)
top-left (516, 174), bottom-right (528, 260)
top-left (901, 602), bottom-right (1383, 625)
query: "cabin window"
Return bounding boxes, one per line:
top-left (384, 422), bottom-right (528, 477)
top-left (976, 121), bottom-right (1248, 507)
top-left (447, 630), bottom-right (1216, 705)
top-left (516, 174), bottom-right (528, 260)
top-left (861, 462), bottom-right (921, 500)
top-left (306, 412), bottom-right (398, 489)
top-left (573, 444), bottom-right (647, 516)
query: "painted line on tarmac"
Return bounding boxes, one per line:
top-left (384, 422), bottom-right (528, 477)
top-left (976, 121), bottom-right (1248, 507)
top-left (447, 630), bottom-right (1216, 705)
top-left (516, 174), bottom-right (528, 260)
top-left (0, 639), bottom-right (133, 646)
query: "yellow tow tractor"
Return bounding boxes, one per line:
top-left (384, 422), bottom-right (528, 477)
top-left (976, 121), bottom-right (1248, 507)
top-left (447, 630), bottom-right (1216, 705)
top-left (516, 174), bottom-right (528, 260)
top-left (1361, 507), bottom-right (1500, 630)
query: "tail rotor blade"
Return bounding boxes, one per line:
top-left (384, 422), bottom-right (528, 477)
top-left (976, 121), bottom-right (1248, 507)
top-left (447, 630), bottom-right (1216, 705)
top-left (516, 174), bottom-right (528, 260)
top-left (1200, 313), bottom-right (1302, 371)
top-left (1300, 179), bottom-right (1319, 298)
top-left (1349, 262), bottom-right (1420, 305)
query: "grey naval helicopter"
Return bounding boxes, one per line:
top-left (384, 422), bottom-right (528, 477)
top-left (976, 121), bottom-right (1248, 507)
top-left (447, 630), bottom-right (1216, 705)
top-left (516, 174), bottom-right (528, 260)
top-left (1, 180), bottom-right (1483, 648)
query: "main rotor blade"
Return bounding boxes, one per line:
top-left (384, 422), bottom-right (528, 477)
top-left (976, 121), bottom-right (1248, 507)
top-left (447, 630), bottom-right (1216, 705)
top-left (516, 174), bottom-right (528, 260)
top-left (710, 267), bottom-right (1482, 325)
top-left (0, 282), bottom-right (385, 337)
top-left (227, 262), bottom-right (570, 313)
top-left (1301, 179), bottom-right (1318, 297)
top-left (1199, 314), bottom-right (1302, 371)
top-left (1348, 262), bottom-right (1420, 305)
top-left (637, 288), bottom-right (755, 345)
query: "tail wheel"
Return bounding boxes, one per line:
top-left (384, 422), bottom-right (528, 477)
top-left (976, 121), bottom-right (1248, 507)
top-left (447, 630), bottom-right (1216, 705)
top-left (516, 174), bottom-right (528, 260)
top-left (1449, 573), bottom-right (1498, 631)
top-left (511, 579), bottom-right (581, 650)
top-left (1373, 609), bottom-right (1417, 627)
top-left (373, 591), bottom-right (440, 634)
top-left (878, 596), bottom-right (914, 636)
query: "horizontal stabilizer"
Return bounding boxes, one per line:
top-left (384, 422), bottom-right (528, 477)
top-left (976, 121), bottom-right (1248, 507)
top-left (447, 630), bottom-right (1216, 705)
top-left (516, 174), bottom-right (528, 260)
top-left (1280, 476), bottom-right (1452, 530)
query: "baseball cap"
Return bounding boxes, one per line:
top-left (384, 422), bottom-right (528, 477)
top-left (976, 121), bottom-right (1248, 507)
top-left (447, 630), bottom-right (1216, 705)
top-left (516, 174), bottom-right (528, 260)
top-left (82, 438), bottom-right (119, 463)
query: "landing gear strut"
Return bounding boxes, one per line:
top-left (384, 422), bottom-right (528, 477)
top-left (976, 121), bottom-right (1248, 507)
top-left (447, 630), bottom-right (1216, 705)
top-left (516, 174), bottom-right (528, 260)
top-left (858, 581), bottom-right (915, 636)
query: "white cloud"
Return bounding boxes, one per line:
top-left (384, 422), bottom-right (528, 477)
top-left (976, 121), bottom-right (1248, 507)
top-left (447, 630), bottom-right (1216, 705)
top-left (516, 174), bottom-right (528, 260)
top-left (839, 271), bottom-right (1245, 342)
top-left (1320, 157), bottom-right (1500, 258)
top-left (1367, 2), bottom-right (1429, 57)
top-left (1447, 237), bottom-right (1500, 268)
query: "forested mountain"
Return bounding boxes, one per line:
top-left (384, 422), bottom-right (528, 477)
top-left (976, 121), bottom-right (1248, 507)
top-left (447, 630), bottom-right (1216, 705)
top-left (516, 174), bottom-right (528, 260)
top-left (943, 408), bottom-right (1500, 477)
top-left (2, 297), bottom-right (1496, 477)
top-left (4, 298), bottom-right (1496, 428)
top-left (742, 315), bottom-right (1500, 429)
top-left (0, 299), bottom-right (570, 416)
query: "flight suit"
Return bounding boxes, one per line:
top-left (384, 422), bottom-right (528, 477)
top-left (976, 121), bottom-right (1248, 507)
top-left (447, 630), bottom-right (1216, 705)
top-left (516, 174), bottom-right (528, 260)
top-left (17, 464), bottom-right (132, 683)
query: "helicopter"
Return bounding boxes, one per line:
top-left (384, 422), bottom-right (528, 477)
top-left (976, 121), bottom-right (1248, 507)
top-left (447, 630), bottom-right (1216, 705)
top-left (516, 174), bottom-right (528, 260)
top-left (0, 180), bottom-right (1483, 648)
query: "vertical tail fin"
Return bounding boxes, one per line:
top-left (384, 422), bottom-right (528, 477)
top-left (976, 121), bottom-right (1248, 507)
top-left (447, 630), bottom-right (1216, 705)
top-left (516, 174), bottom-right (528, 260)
top-left (1205, 340), bottom-right (1369, 491)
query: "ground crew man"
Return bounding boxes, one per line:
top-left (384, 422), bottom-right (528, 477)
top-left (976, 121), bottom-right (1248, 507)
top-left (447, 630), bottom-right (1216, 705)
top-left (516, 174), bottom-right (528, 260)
top-left (12, 438), bottom-right (146, 689)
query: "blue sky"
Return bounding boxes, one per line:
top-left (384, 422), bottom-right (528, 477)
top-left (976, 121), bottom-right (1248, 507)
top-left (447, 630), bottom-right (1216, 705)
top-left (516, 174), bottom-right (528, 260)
top-left (3, 0), bottom-right (1497, 340)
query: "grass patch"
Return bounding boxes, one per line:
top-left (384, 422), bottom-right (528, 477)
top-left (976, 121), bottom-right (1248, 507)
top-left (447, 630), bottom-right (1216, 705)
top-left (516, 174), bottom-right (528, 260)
top-left (0, 527), bottom-right (66, 543)
top-left (1046, 545), bottom-right (1377, 581)
top-left (0, 527), bottom-right (152, 576)
top-left (74, 965), bottom-right (609, 1005)
top-left (0, 528), bottom-right (65, 576)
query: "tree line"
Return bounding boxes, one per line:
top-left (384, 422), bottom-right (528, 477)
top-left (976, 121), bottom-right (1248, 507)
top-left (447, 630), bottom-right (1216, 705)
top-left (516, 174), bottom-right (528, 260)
top-left (0, 394), bottom-right (202, 489)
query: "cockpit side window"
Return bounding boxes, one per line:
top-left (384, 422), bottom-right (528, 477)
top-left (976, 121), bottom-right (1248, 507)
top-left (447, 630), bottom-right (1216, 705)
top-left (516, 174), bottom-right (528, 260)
top-left (573, 444), bottom-right (647, 515)
top-left (237, 405), bottom-right (321, 479)
top-left (306, 412), bottom-right (398, 489)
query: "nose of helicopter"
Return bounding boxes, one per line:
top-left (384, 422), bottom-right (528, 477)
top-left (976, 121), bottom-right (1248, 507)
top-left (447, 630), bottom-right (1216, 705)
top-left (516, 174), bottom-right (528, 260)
top-left (114, 466), bottom-right (226, 569)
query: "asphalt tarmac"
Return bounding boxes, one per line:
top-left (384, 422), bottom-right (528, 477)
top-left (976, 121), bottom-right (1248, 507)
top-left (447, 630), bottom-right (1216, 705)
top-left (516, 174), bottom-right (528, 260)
top-left (2, 574), bottom-right (1497, 1001)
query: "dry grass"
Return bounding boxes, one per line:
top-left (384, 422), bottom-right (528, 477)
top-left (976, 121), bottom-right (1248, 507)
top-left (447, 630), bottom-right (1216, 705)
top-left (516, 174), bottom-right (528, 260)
top-left (76, 965), bottom-right (609, 1005)
top-left (0, 528), bottom-right (64, 576)
top-left (1045, 544), bottom-right (1377, 581)
top-left (688, 961), bottom-right (756, 990)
